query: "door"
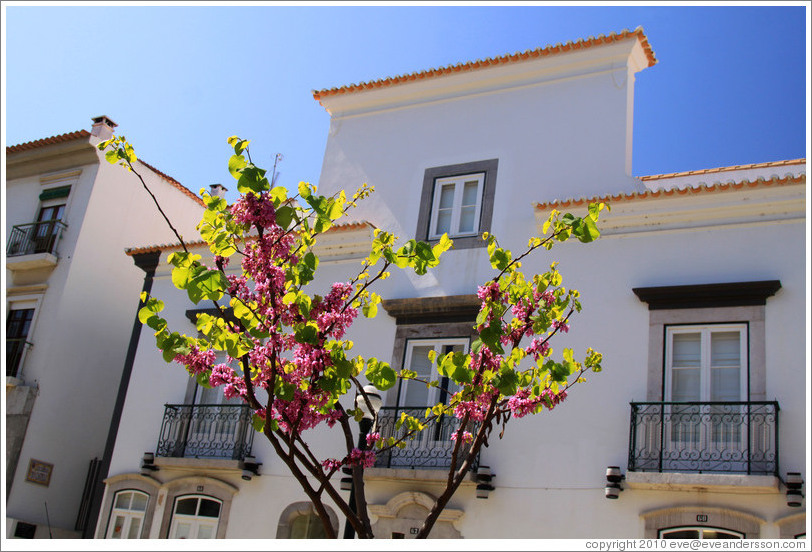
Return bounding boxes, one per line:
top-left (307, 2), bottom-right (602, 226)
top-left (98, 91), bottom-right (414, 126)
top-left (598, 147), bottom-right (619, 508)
top-left (185, 383), bottom-right (248, 458)
top-left (664, 324), bottom-right (748, 471)
top-left (168, 496), bottom-right (221, 539)
top-left (33, 204), bottom-right (65, 254)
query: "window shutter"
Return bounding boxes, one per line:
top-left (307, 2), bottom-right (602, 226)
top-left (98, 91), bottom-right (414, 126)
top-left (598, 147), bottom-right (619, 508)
top-left (39, 186), bottom-right (71, 201)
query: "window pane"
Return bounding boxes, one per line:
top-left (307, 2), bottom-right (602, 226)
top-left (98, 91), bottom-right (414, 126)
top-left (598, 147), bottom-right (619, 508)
top-left (461, 180), bottom-right (479, 206)
top-left (458, 206), bottom-right (476, 233)
top-left (175, 498), bottom-right (198, 516)
top-left (127, 518), bottom-right (142, 539)
top-left (198, 499), bottom-right (221, 518)
top-left (110, 515), bottom-right (125, 539)
top-left (711, 367), bottom-right (740, 401)
top-left (711, 332), bottom-right (740, 367)
top-left (662, 529), bottom-right (700, 539)
top-left (671, 368), bottom-right (700, 401)
top-left (672, 333), bottom-right (701, 367)
top-left (434, 210), bottom-right (451, 235)
top-left (703, 530), bottom-right (741, 539)
top-left (114, 492), bottom-right (131, 510)
top-left (173, 522), bottom-right (192, 539)
top-left (130, 493), bottom-right (147, 512)
top-left (438, 184), bottom-right (454, 209)
top-left (196, 524), bottom-right (215, 539)
top-left (290, 515), bottom-right (310, 539)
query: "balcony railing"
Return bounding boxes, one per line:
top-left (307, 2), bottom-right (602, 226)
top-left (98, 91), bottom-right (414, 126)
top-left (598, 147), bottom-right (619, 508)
top-left (373, 406), bottom-right (479, 470)
top-left (156, 404), bottom-right (254, 460)
top-left (6, 338), bottom-right (33, 379)
top-left (628, 401), bottom-right (779, 476)
top-left (7, 220), bottom-right (67, 257)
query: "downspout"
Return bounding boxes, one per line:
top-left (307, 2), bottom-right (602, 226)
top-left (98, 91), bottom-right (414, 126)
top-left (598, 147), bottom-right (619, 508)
top-left (82, 250), bottom-right (161, 538)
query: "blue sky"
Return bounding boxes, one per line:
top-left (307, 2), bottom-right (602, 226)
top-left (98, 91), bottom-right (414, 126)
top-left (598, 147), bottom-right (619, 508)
top-left (3, 4), bottom-right (808, 204)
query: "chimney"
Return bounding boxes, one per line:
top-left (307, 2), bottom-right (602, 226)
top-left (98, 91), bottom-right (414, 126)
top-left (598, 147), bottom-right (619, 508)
top-left (91, 115), bottom-right (118, 140)
top-left (210, 184), bottom-right (228, 198)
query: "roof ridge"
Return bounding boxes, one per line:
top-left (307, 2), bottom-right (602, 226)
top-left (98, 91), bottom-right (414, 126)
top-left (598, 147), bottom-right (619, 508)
top-left (313, 27), bottom-right (656, 102)
top-left (639, 158), bottom-right (807, 181)
top-left (535, 174), bottom-right (806, 211)
top-left (6, 130), bottom-right (92, 153)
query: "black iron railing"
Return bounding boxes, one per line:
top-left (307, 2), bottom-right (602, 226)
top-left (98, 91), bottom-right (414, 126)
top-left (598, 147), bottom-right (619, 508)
top-left (628, 401), bottom-right (779, 476)
top-left (373, 406), bottom-right (479, 470)
top-left (6, 338), bottom-right (33, 378)
top-left (7, 220), bottom-right (67, 257)
top-left (156, 404), bottom-right (254, 460)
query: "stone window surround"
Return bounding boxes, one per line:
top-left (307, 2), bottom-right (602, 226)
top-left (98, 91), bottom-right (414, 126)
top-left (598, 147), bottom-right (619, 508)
top-left (276, 501), bottom-right (338, 539)
top-left (775, 512), bottom-right (807, 539)
top-left (415, 159), bottom-right (498, 250)
top-left (96, 474), bottom-right (237, 539)
top-left (641, 506), bottom-right (763, 539)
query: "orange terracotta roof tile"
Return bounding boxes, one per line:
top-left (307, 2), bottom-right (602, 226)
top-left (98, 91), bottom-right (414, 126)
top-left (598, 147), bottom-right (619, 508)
top-left (125, 221), bottom-right (372, 256)
top-left (137, 159), bottom-right (205, 206)
top-left (6, 130), bottom-right (92, 153)
top-left (534, 174), bottom-right (806, 211)
top-left (313, 27), bottom-right (656, 103)
top-left (639, 158), bottom-right (806, 181)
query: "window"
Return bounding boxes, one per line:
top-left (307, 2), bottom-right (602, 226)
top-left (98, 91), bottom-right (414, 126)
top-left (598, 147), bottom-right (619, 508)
top-left (397, 338), bottom-right (469, 408)
top-left (168, 496), bottom-right (222, 539)
top-left (6, 308), bottom-right (34, 378)
top-left (660, 527), bottom-right (744, 539)
top-left (32, 203), bottom-right (66, 254)
top-left (416, 159), bottom-right (498, 249)
top-left (429, 173), bottom-right (484, 239)
top-left (289, 512), bottom-right (327, 539)
top-left (106, 490), bottom-right (148, 539)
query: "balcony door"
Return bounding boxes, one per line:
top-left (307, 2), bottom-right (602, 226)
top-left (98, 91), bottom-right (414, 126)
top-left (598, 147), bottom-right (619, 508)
top-left (664, 324), bottom-right (748, 471)
top-left (185, 382), bottom-right (249, 459)
top-left (33, 203), bottom-right (65, 254)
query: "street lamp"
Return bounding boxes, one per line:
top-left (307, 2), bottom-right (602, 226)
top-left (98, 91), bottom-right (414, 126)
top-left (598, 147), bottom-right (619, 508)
top-left (343, 385), bottom-right (382, 539)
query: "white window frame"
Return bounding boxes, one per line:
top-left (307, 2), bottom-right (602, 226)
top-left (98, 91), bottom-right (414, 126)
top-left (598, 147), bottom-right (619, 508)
top-left (659, 526), bottom-right (744, 539)
top-left (428, 173), bottom-right (485, 239)
top-left (105, 490), bottom-right (149, 539)
top-left (398, 338), bottom-right (470, 408)
top-left (168, 495), bottom-right (222, 539)
top-left (664, 323), bottom-right (748, 403)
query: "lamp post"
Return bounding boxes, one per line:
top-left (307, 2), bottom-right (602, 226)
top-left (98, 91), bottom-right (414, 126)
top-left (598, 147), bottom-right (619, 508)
top-left (343, 385), bottom-right (382, 539)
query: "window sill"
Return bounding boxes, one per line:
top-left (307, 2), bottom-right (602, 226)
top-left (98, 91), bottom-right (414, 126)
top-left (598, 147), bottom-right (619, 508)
top-left (626, 471), bottom-right (779, 494)
top-left (364, 467), bottom-right (477, 486)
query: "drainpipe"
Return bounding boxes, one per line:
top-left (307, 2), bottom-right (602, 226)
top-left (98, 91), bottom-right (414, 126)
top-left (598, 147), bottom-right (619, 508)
top-left (82, 251), bottom-right (161, 538)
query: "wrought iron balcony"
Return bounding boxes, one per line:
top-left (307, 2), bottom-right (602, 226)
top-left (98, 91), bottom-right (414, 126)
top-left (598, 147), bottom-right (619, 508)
top-left (628, 401), bottom-right (779, 476)
top-left (373, 406), bottom-right (479, 470)
top-left (156, 404), bottom-right (254, 460)
top-left (7, 220), bottom-right (68, 257)
top-left (6, 338), bottom-right (33, 379)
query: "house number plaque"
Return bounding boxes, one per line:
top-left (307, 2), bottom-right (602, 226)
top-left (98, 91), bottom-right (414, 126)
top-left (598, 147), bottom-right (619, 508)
top-left (25, 459), bottom-right (54, 486)
top-left (696, 514), bottom-right (709, 522)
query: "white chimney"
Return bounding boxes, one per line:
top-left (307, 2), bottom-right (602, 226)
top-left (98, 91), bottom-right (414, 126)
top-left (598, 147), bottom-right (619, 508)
top-left (210, 184), bottom-right (228, 198)
top-left (91, 115), bottom-right (118, 139)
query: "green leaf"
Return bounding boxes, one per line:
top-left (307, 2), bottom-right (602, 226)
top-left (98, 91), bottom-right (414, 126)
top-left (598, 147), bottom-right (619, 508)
top-left (298, 181), bottom-right (312, 199)
top-left (275, 205), bottom-right (295, 229)
top-left (228, 154), bottom-right (247, 179)
top-left (494, 366), bottom-right (519, 396)
top-left (252, 413), bottom-right (265, 433)
top-left (366, 358), bottom-right (397, 391)
top-left (294, 322), bottom-right (320, 345)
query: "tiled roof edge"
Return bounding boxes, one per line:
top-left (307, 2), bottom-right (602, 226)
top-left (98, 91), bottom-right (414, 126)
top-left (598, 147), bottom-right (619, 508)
top-left (137, 159), bottom-right (205, 206)
top-left (639, 158), bottom-right (807, 181)
top-left (125, 221), bottom-right (372, 256)
top-left (534, 174), bottom-right (806, 211)
top-left (312, 27), bottom-right (656, 102)
top-left (6, 130), bottom-right (92, 153)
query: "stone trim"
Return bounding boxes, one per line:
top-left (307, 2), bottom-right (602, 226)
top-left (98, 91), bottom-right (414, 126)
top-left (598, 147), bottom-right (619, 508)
top-left (775, 512), bottom-right (806, 539)
top-left (415, 159), bottom-right (498, 250)
top-left (369, 491), bottom-right (463, 538)
top-left (381, 295), bottom-right (480, 325)
top-left (276, 501), bottom-right (338, 538)
top-left (157, 475), bottom-right (238, 539)
top-left (641, 505), bottom-right (764, 539)
top-left (633, 280), bottom-right (781, 311)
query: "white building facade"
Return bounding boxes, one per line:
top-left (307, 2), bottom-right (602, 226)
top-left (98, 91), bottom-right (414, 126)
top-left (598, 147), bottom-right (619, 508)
top-left (94, 29), bottom-right (807, 540)
top-left (4, 117), bottom-right (204, 539)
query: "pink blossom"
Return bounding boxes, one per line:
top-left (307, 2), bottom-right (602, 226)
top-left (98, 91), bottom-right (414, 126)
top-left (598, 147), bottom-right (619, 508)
top-left (366, 432), bottom-right (381, 447)
top-left (348, 448), bottom-right (376, 468)
top-left (552, 319), bottom-right (570, 333)
top-left (173, 346), bottom-right (217, 375)
top-left (321, 458), bottom-right (343, 472)
top-left (450, 430), bottom-right (473, 443)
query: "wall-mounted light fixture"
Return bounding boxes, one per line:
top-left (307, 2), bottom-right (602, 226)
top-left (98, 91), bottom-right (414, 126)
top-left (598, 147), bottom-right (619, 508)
top-left (605, 466), bottom-right (624, 499)
top-left (476, 466), bottom-right (495, 499)
top-left (340, 466), bottom-right (353, 491)
top-left (140, 452), bottom-right (159, 476)
top-left (241, 455), bottom-right (262, 481)
top-left (786, 472), bottom-right (804, 507)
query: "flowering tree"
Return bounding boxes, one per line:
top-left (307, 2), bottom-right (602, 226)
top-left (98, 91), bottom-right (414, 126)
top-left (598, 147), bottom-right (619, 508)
top-left (99, 135), bottom-right (605, 539)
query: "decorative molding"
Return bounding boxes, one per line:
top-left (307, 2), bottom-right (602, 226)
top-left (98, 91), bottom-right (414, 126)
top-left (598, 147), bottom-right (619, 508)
top-left (381, 294), bottom-right (480, 325)
top-left (632, 280), bottom-right (781, 310)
